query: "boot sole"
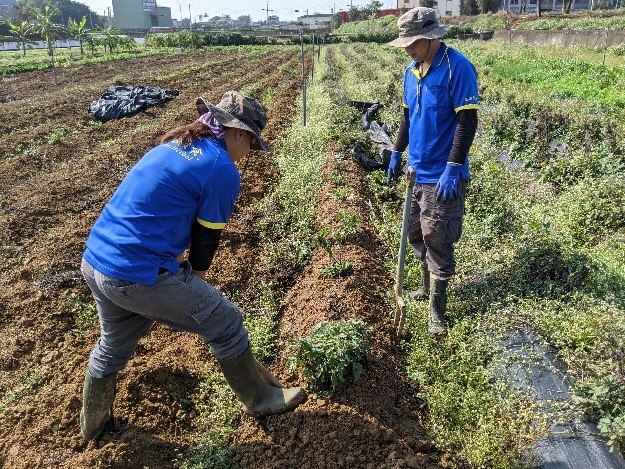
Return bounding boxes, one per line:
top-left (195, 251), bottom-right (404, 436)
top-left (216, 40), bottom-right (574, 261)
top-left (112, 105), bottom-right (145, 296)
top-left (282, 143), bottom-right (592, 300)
top-left (244, 389), bottom-right (307, 418)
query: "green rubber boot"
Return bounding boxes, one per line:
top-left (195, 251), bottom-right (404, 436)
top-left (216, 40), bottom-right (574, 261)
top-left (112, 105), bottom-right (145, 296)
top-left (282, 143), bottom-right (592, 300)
top-left (80, 369), bottom-right (117, 441)
top-left (428, 275), bottom-right (449, 338)
top-left (218, 347), bottom-right (306, 417)
top-left (408, 261), bottom-right (430, 301)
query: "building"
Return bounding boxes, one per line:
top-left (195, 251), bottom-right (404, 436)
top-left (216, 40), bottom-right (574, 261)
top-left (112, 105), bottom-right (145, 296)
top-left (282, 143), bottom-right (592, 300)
top-left (395, 0), bottom-right (461, 16)
top-left (501, 0), bottom-right (591, 12)
top-left (337, 8), bottom-right (401, 22)
top-left (0, 0), bottom-right (16, 17)
top-left (112, 0), bottom-right (173, 31)
top-left (267, 14), bottom-right (280, 25)
top-left (297, 12), bottom-right (333, 29)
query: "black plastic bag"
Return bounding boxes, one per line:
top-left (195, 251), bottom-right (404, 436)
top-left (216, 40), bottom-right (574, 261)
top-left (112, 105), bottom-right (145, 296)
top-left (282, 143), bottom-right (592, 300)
top-left (89, 85), bottom-right (179, 122)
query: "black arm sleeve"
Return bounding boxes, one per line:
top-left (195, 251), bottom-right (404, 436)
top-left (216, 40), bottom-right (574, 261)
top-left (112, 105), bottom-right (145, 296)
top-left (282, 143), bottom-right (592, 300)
top-left (393, 107), bottom-right (410, 153)
top-left (448, 108), bottom-right (478, 165)
top-left (188, 221), bottom-right (222, 271)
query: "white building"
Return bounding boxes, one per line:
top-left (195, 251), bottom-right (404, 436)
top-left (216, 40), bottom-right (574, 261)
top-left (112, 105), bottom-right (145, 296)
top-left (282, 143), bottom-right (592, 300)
top-left (296, 13), bottom-right (333, 29)
top-left (396, 0), bottom-right (461, 17)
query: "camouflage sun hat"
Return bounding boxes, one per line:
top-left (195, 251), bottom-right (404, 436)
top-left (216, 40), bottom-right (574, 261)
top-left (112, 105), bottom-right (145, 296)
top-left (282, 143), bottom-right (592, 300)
top-left (196, 91), bottom-right (270, 152)
top-left (388, 7), bottom-right (450, 48)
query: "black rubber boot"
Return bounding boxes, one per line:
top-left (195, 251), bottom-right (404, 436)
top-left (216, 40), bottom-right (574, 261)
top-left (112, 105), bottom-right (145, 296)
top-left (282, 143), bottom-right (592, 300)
top-left (408, 261), bottom-right (430, 300)
top-left (428, 275), bottom-right (448, 338)
top-left (218, 347), bottom-right (306, 417)
top-left (80, 369), bottom-right (117, 441)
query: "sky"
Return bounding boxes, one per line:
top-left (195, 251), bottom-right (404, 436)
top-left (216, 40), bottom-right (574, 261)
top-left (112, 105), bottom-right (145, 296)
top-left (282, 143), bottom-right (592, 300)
top-left (79, 0), bottom-right (398, 23)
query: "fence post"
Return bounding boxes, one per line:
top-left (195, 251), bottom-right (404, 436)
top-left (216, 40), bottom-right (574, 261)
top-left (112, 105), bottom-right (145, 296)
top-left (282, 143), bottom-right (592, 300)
top-left (311, 33), bottom-right (315, 81)
top-left (603, 28), bottom-right (608, 66)
top-left (300, 31), bottom-right (306, 127)
top-left (318, 35), bottom-right (322, 60)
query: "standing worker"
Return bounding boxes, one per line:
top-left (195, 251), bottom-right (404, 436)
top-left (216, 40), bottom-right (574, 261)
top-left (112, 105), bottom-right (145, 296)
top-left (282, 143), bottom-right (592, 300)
top-left (387, 8), bottom-right (479, 338)
top-left (79, 91), bottom-right (305, 441)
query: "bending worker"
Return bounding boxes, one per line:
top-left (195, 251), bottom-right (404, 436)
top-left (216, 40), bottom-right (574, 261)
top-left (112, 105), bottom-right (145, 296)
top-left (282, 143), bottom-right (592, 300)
top-left (387, 8), bottom-right (479, 337)
top-left (79, 91), bottom-right (305, 441)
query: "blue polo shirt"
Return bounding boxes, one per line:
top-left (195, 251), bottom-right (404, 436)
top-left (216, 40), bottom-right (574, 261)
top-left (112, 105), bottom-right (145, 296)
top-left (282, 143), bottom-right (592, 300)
top-left (403, 42), bottom-right (479, 184)
top-left (83, 137), bottom-right (240, 286)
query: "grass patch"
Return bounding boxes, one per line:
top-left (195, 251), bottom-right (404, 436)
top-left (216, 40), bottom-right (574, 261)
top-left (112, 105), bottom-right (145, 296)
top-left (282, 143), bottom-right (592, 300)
top-left (0, 369), bottom-right (42, 414)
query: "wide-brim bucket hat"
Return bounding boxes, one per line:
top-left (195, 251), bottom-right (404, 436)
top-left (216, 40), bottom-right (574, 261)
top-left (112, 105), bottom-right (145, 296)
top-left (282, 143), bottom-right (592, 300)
top-left (388, 7), bottom-right (450, 48)
top-left (196, 91), bottom-right (271, 152)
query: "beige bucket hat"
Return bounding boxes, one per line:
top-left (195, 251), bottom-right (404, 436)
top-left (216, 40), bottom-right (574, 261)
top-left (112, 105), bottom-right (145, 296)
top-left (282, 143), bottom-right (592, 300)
top-left (196, 91), bottom-right (270, 152)
top-left (388, 7), bottom-right (450, 48)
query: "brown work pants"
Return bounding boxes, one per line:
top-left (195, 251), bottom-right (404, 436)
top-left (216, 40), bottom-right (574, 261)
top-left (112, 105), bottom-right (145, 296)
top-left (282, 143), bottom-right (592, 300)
top-left (407, 181), bottom-right (467, 280)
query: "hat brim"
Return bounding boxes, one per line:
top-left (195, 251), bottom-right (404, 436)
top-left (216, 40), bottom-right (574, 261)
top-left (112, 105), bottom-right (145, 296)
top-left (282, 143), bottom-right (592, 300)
top-left (387, 25), bottom-right (450, 47)
top-left (196, 97), bottom-right (271, 152)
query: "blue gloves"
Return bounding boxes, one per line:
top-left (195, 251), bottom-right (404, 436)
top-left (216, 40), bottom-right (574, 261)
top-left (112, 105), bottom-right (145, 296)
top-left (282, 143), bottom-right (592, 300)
top-left (387, 151), bottom-right (403, 183)
top-left (436, 163), bottom-right (462, 202)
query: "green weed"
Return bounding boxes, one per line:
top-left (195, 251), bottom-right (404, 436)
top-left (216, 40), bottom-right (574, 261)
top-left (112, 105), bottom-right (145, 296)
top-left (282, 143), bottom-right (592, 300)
top-left (288, 319), bottom-right (371, 394)
top-left (67, 292), bottom-right (98, 335)
top-left (47, 129), bottom-right (64, 145)
top-left (0, 369), bottom-right (41, 413)
top-left (175, 365), bottom-right (240, 468)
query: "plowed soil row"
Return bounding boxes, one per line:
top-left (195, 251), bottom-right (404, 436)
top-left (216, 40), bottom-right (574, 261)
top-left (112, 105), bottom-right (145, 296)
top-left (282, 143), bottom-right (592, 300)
top-left (0, 45), bottom-right (447, 468)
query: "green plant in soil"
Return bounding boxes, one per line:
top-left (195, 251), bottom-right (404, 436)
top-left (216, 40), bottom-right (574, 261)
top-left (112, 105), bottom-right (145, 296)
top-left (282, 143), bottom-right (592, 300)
top-left (67, 292), bottom-right (98, 335)
top-left (176, 365), bottom-right (241, 468)
top-left (0, 369), bottom-right (42, 414)
top-left (287, 319), bottom-right (372, 394)
top-left (314, 209), bottom-right (359, 278)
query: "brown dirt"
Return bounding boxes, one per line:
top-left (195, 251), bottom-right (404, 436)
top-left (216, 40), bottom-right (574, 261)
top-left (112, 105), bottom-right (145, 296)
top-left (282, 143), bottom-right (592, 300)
top-left (0, 47), bottom-right (448, 468)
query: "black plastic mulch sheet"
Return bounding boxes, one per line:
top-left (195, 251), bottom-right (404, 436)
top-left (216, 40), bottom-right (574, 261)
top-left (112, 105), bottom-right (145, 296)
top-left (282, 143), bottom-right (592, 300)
top-left (89, 85), bottom-right (179, 122)
top-left (348, 101), bottom-right (393, 171)
top-left (497, 329), bottom-right (625, 468)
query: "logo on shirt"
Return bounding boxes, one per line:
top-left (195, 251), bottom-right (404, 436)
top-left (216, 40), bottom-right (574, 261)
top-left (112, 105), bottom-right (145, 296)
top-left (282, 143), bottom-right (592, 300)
top-left (164, 142), bottom-right (203, 161)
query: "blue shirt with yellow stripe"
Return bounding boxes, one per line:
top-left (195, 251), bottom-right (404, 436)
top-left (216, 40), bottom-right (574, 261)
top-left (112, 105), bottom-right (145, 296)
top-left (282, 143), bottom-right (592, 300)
top-left (84, 137), bottom-right (240, 285)
top-left (403, 42), bottom-right (479, 184)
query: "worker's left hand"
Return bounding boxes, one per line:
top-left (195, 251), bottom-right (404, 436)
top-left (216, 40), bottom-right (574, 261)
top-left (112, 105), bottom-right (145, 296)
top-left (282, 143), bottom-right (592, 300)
top-left (436, 163), bottom-right (461, 202)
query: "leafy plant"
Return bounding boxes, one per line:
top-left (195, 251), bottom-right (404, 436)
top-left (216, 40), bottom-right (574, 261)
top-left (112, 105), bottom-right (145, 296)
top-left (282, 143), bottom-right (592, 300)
top-left (67, 16), bottom-right (89, 55)
top-left (47, 129), bottom-right (64, 144)
top-left (574, 373), bottom-right (625, 453)
top-left (314, 209), bottom-right (359, 278)
top-left (67, 292), bottom-right (98, 334)
top-left (6, 20), bottom-right (37, 57)
top-left (288, 319), bottom-right (372, 393)
top-left (0, 369), bottom-right (41, 413)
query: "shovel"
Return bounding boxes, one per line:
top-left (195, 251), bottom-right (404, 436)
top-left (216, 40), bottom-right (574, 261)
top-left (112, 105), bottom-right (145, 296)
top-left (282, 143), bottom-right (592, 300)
top-left (393, 168), bottom-right (415, 337)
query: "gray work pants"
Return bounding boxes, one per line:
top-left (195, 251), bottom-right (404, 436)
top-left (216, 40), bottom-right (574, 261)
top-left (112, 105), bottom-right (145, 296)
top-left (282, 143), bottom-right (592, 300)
top-left (81, 258), bottom-right (249, 378)
top-left (407, 181), bottom-right (467, 280)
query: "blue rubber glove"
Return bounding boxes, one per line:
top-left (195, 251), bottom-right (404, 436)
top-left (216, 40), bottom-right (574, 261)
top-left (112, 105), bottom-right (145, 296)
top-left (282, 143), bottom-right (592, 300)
top-left (436, 163), bottom-right (462, 202)
top-left (387, 151), bottom-right (403, 184)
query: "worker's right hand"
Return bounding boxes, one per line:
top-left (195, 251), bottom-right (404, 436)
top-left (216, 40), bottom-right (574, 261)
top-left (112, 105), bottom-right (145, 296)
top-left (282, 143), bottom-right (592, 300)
top-left (387, 151), bottom-right (403, 184)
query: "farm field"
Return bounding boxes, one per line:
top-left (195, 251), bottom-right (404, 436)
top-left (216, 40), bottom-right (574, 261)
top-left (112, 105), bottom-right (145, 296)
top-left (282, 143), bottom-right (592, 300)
top-left (0, 46), bottom-right (443, 468)
top-left (1, 37), bottom-right (625, 469)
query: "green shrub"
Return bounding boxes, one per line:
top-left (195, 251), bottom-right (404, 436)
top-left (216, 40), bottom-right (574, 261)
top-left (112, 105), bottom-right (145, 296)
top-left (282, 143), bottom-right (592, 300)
top-left (574, 373), bottom-right (625, 453)
top-left (288, 319), bottom-right (372, 393)
top-left (553, 176), bottom-right (625, 245)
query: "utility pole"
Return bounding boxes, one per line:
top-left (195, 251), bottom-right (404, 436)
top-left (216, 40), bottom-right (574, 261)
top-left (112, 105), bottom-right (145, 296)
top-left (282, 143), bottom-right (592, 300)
top-left (262, 2), bottom-right (274, 25)
top-left (189, 4), bottom-right (192, 31)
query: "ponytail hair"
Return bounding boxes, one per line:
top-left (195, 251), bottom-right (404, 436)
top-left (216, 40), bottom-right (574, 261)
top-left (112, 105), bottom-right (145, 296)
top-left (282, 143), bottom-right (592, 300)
top-left (159, 121), bottom-right (217, 147)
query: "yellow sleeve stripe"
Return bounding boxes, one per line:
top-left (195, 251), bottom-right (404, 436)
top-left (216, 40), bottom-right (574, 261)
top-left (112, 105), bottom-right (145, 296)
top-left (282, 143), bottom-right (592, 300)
top-left (402, 103), bottom-right (409, 108)
top-left (197, 219), bottom-right (226, 229)
top-left (455, 104), bottom-right (479, 112)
